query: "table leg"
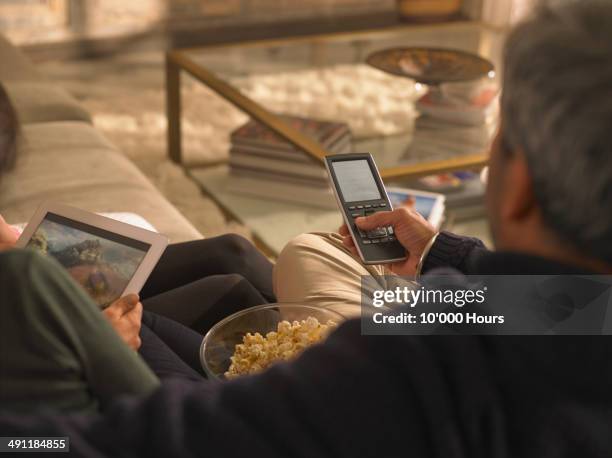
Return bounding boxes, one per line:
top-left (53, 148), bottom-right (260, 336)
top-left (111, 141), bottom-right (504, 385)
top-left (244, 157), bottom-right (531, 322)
top-left (166, 54), bottom-right (182, 164)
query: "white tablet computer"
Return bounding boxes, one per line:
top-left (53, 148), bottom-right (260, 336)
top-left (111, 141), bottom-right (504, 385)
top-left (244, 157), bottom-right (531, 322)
top-left (16, 203), bottom-right (168, 308)
top-left (386, 187), bottom-right (446, 229)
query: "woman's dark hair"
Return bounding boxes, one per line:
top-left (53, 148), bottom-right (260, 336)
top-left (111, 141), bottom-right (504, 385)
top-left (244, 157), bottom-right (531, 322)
top-left (0, 82), bottom-right (18, 175)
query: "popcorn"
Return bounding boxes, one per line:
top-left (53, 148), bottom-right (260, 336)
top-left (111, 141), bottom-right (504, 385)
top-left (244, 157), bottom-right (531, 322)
top-left (225, 317), bottom-right (337, 379)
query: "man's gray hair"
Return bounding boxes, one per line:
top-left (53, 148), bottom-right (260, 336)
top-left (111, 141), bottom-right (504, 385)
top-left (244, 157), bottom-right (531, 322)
top-left (501, 1), bottom-right (612, 263)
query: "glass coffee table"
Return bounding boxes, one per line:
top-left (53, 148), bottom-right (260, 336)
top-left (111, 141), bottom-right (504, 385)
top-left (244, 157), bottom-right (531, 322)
top-left (166, 21), bottom-right (505, 176)
top-left (166, 21), bottom-right (504, 254)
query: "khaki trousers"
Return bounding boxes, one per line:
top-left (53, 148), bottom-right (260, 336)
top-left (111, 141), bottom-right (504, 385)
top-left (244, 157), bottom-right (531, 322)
top-left (273, 232), bottom-right (405, 318)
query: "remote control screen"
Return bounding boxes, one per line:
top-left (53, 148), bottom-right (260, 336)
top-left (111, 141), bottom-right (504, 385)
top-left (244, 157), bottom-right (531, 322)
top-left (333, 160), bottom-right (381, 202)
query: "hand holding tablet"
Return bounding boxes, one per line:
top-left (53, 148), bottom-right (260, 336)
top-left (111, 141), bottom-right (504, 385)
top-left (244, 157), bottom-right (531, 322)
top-left (0, 214), bottom-right (19, 251)
top-left (16, 203), bottom-right (168, 308)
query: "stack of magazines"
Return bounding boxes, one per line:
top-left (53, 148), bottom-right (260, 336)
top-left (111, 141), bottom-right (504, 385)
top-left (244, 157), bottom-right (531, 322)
top-left (405, 81), bottom-right (499, 163)
top-left (228, 115), bottom-right (352, 208)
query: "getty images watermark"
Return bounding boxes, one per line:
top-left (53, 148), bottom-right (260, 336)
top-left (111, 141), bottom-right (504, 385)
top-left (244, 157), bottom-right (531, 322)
top-left (360, 275), bottom-right (612, 335)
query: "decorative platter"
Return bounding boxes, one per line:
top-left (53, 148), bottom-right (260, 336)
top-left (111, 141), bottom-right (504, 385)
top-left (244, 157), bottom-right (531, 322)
top-left (366, 47), bottom-right (494, 85)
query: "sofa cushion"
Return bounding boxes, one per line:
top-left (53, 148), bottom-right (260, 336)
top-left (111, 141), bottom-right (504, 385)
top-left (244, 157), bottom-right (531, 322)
top-left (0, 34), bottom-right (41, 82)
top-left (4, 82), bottom-right (92, 125)
top-left (0, 121), bottom-right (201, 243)
top-left (17, 119), bottom-right (116, 153)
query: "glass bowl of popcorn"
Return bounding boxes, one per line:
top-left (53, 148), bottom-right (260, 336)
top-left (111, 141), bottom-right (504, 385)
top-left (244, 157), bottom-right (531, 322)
top-left (200, 303), bottom-right (343, 380)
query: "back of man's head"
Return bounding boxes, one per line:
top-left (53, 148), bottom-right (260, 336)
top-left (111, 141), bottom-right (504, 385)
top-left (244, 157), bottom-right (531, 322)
top-left (500, 1), bottom-right (612, 263)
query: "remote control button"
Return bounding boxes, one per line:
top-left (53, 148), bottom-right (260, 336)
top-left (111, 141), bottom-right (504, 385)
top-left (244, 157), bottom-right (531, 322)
top-left (357, 205), bottom-right (364, 209)
top-left (388, 235), bottom-right (396, 241)
top-left (351, 212), bottom-right (361, 218)
top-left (380, 203), bottom-right (387, 207)
top-left (365, 204), bottom-right (372, 208)
top-left (387, 226), bottom-right (394, 235)
top-left (372, 239), bottom-right (381, 244)
top-left (380, 237), bottom-right (389, 243)
top-left (348, 206), bottom-right (356, 210)
top-left (355, 225), bottom-right (367, 237)
top-left (366, 227), bottom-right (388, 238)
top-left (362, 239), bottom-right (372, 244)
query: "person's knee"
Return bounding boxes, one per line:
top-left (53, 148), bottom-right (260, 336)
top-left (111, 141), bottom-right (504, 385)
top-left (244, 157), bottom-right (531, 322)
top-left (222, 273), bottom-right (265, 307)
top-left (279, 233), bottom-right (323, 254)
top-left (277, 233), bottom-right (330, 268)
top-left (217, 234), bottom-right (256, 266)
top-left (219, 234), bottom-right (253, 255)
top-left (224, 272), bottom-right (252, 294)
top-left (274, 233), bottom-right (333, 293)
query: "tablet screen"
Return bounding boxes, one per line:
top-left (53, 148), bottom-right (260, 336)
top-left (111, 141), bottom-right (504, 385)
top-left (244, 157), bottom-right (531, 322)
top-left (387, 191), bottom-right (438, 220)
top-left (26, 212), bottom-right (150, 307)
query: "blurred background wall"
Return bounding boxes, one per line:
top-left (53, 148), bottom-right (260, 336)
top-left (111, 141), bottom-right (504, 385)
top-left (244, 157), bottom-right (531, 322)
top-left (0, 0), bottom-right (395, 45)
top-left (0, 0), bottom-right (543, 54)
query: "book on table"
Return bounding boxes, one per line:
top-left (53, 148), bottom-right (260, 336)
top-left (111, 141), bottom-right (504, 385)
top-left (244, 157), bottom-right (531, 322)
top-left (230, 115), bottom-right (350, 153)
top-left (228, 115), bottom-right (352, 208)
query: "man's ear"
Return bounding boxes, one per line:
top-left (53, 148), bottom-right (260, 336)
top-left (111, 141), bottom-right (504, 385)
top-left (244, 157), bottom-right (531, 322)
top-left (500, 151), bottom-right (537, 222)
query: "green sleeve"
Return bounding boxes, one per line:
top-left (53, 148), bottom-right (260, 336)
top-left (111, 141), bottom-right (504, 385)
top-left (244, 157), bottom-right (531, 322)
top-left (0, 249), bottom-right (159, 413)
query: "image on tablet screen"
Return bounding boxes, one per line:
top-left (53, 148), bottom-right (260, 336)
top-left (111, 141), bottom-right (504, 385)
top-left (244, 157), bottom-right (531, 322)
top-left (26, 213), bottom-right (150, 308)
top-left (387, 191), bottom-right (437, 221)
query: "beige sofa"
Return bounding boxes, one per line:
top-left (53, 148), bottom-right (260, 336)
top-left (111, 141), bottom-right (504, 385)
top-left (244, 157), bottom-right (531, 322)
top-left (0, 35), bottom-right (201, 243)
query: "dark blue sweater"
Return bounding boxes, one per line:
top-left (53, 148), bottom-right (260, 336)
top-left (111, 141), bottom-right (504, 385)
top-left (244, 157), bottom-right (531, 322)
top-left (2, 233), bottom-right (612, 457)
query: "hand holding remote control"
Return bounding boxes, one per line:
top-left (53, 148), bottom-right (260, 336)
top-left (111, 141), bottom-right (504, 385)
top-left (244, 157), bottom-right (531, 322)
top-left (339, 206), bottom-right (436, 276)
top-left (325, 153), bottom-right (408, 264)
